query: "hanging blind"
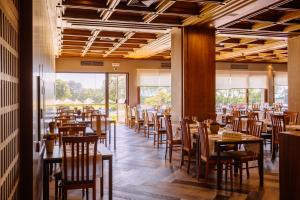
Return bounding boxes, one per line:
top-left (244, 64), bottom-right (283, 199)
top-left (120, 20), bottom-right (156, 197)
top-left (216, 70), bottom-right (268, 89)
top-left (137, 69), bottom-right (171, 87)
top-left (274, 72), bottom-right (288, 86)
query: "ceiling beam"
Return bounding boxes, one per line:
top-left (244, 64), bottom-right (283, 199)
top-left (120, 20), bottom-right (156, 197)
top-left (104, 32), bottom-right (135, 57)
top-left (81, 30), bottom-right (101, 56)
top-left (144, 0), bottom-right (176, 23)
top-left (126, 33), bottom-right (171, 59)
top-left (216, 40), bottom-right (286, 60)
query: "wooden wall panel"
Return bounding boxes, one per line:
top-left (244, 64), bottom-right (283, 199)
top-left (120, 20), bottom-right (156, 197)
top-left (0, 0), bottom-right (19, 199)
top-left (183, 26), bottom-right (216, 121)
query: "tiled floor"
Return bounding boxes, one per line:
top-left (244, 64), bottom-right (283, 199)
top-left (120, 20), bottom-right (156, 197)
top-left (49, 125), bottom-right (279, 200)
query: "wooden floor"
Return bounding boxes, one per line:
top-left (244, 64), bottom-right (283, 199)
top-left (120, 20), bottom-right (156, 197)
top-left (49, 125), bottom-right (279, 200)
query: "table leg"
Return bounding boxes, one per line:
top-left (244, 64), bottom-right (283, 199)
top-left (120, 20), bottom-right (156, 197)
top-left (259, 141), bottom-right (264, 187)
top-left (101, 159), bottom-right (104, 197)
top-left (109, 157), bottom-right (113, 200)
top-left (216, 144), bottom-right (222, 190)
top-left (195, 136), bottom-right (199, 180)
top-left (114, 122), bottom-right (116, 150)
top-left (109, 123), bottom-right (112, 145)
top-left (43, 161), bottom-right (49, 200)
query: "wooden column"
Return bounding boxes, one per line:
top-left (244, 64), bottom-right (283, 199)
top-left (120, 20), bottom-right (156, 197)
top-left (288, 36), bottom-right (300, 118)
top-left (171, 26), bottom-right (216, 122)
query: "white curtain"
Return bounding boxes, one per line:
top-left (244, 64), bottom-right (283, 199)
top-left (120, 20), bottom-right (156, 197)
top-left (216, 70), bottom-right (268, 89)
top-left (137, 69), bottom-right (171, 87)
top-left (274, 72), bottom-right (288, 86)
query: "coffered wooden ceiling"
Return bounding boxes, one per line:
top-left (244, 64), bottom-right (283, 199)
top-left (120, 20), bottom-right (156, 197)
top-left (57, 0), bottom-right (300, 63)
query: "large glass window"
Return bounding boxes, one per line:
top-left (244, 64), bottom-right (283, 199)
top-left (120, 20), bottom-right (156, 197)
top-left (216, 71), bottom-right (267, 109)
top-left (137, 69), bottom-right (171, 108)
top-left (55, 73), bottom-right (106, 112)
top-left (274, 72), bottom-right (288, 105)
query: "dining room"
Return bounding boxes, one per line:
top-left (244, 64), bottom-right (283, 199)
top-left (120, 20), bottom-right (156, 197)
top-left (2, 0), bottom-right (300, 199)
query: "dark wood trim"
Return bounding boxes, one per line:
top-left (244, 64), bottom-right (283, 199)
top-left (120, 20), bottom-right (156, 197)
top-left (19, 0), bottom-right (33, 198)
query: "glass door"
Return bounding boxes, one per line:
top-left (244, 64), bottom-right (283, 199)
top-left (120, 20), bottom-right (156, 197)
top-left (108, 73), bottom-right (128, 123)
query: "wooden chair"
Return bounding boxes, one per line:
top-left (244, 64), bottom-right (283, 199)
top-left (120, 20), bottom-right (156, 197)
top-left (180, 118), bottom-right (196, 174)
top-left (232, 117), bottom-right (241, 132)
top-left (247, 112), bottom-right (259, 121)
top-left (153, 113), bottom-right (167, 148)
top-left (198, 123), bottom-right (233, 189)
top-left (164, 115), bottom-right (181, 163)
top-left (49, 122), bottom-right (56, 134)
top-left (143, 110), bottom-right (155, 138)
top-left (271, 115), bottom-right (286, 160)
top-left (229, 120), bottom-right (263, 185)
top-left (232, 110), bottom-right (241, 118)
top-left (55, 116), bottom-right (75, 127)
top-left (127, 106), bottom-right (135, 128)
top-left (57, 126), bottom-right (86, 146)
top-left (284, 111), bottom-right (298, 125)
top-left (58, 136), bottom-right (99, 200)
top-left (91, 114), bottom-right (108, 145)
top-left (133, 107), bottom-right (144, 133)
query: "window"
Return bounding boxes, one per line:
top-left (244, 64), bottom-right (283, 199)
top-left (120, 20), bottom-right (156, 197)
top-left (55, 73), bottom-right (106, 112)
top-left (216, 71), bottom-right (267, 109)
top-left (137, 69), bottom-right (171, 107)
top-left (274, 72), bottom-right (288, 105)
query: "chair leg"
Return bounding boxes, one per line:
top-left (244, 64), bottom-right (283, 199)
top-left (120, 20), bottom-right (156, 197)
top-left (225, 163), bottom-right (228, 183)
top-left (93, 188), bottom-right (96, 200)
top-left (230, 163), bottom-right (233, 191)
top-left (153, 133), bottom-right (156, 146)
top-left (205, 162), bottom-right (209, 179)
top-left (165, 143), bottom-right (168, 160)
top-left (86, 188), bottom-right (89, 200)
top-left (239, 162), bottom-right (243, 186)
top-left (246, 162), bottom-right (250, 178)
top-left (169, 146), bottom-right (173, 163)
top-left (187, 152), bottom-right (191, 174)
top-left (180, 150), bottom-right (184, 168)
top-left (54, 179), bottom-right (58, 200)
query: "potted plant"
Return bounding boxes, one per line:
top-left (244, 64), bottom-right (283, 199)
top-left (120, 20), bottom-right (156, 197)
top-left (43, 133), bottom-right (56, 153)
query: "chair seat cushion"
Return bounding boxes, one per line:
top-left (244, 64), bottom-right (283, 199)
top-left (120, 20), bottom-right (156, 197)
top-left (227, 151), bottom-right (258, 161)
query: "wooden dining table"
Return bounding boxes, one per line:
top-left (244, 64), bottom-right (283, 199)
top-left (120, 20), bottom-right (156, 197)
top-left (194, 130), bottom-right (264, 189)
top-left (42, 144), bottom-right (113, 200)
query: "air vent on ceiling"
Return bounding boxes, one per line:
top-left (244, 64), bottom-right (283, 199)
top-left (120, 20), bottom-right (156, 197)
top-left (127, 0), bottom-right (157, 7)
top-left (230, 64), bottom-right (248, 70)
top-left (161, 62), bottom-right (171, 68)
top-left (80, 61), bottom-right (104, 66)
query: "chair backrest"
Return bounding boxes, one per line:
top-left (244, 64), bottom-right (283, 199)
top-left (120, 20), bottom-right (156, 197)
top-left (271, 115), bottom-right (286, 143)
top-left (198, 122), bottom-right (210, 160)
top-left (248, 112), bottom-right (259, 120)
top-left (232, 117), bottom-right (241, 132)
top-left (232, 110), bottom-right (240, 118)
top-left (225, 115), bottom-right (234, 125)
top-left (49, 122), bottom-right (56, 134)
top-left (264, 109), bottom-right (274, 120)
top-left (284, 111), bottom-right (298, 125)
top-left (247, 119), bottom-right (263, 137)
top-left (164, 114), bottom-right (173, 143)
top-left (134, 107), bottom-right (143, 122)
top-left (181, 118), bottom-right (191, 151)
top-left (91, 114), bottom-right (107, 137)
top-left (55, 116), bottom-right (75, 126)
top-left (62, 122), bottom-right (86, 127)
top-left (58, 126), bottom-right (86, 145)
top-left (62, 136), bottom-right (98, 183)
